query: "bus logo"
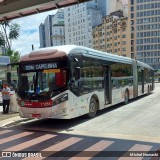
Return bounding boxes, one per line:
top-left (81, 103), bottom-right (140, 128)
top-left (21, 101), bottom-right (25, 107)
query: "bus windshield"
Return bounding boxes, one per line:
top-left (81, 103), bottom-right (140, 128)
top-left (18, 69), bottom-right (67, 100)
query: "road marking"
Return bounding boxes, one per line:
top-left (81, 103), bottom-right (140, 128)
top-left (23, 137), bottom-right (83, 160)
top-left (69, 140), bottom-right (114, 160)
top-left (118, 144), bottom-right (153, 160)
top-left (3, 134), bottom-right (56, 151)
top-left (0, 130), bottom-right (12, 135)
top-left (0, 132), bottom-right (33, 145)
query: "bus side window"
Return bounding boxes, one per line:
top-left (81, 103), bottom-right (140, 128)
top-left (112, 78), bottom-right (118, 88)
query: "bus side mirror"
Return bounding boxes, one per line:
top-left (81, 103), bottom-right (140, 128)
top-left (75, 67), bottom-right (81, 81)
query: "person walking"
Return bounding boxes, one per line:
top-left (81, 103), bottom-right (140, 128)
top-left (2, 83), bottom-right (10, 114)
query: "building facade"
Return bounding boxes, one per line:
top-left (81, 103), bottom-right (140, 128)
top-left (129, 0), bottom-right (160, 69)
top-left (0, 46), bottom-right (6, 54)
top-left (39, 9), bottom-right (65, 48)
top-left (44, 15), bottom-right (53, 47)
top-left (52, 9), bottom-right (65, 46)
top-left (64, 0), bottom-right (126, 49)
top-left (93, 10), bottom-right (131, 57)
top-left (64, 0), bottom-right (103, 48)
top-left (39, 23), bottom-right (46, 48)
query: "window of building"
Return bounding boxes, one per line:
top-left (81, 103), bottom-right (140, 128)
top-left (131, 33), bottom-right (134, 39)
top-left (122, 48), bottom-right (126, 51)
top-left (130, 0), bottom-right (134, 5)
top-left (131, 53), bottom-right (134, 58)
top-left (122, 28), bottom-right (126, 32)
top-left (131, 6), bottom-right (134, 11)
top-left (122, 41), bottom-right (126, 45)
top-left (131, 13), bottom-right (134, 18)
top-left (114, 42), bottom-right (118, 46)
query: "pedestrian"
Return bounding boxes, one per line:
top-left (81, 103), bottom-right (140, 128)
top-left (2, 83), bottom-right (10, 114)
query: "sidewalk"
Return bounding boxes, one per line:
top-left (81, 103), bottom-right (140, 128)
top-left (0, 111), bottom-right (28, 127)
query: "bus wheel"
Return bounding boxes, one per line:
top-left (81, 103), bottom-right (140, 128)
top-left (124, 91), bottom-right (129, 105)
top-left (87, 97), bottom-right (97, 118)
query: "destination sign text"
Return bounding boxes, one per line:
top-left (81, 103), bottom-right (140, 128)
top-left (24, 63), bottom-right (58, 71)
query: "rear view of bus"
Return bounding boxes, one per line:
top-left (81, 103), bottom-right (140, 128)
top-left (17, 47), bottom-right (69, 119)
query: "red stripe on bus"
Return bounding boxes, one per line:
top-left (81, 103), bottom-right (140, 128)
top-left (20, 99), bottom-right (53, 108)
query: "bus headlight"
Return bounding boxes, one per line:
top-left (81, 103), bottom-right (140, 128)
top-left (53, 93), bottom-right (68, 106)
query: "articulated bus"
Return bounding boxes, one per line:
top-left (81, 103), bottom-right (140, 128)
top-left (15, 45), bottom-right (154, 119)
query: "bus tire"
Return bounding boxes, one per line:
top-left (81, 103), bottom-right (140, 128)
top-left (124, 90), bottom-right (129, 105)
top-left (87, 97), bottom-right (97, 118)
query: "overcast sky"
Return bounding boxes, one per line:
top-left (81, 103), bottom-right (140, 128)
top-left (12, 10), bottom-right (57, 55)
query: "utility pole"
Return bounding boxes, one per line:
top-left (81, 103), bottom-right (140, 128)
top-left (32, 44), bottom-right (34, 51)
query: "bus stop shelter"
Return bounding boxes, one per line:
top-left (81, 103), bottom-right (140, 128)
top-left (0, 0), bottom-right (90, 22)
top-left (0, 56), bottom-right (10, 81)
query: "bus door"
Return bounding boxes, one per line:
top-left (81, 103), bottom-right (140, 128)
top-left (141, 69), bottom-right (144, 93)
top-left (152, 70), bottom-right (154, 90)
top-left (104, 67), bottom-right (111, 104)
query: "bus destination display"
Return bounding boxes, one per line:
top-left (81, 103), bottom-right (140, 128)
top-left (24, 62), bottom-right (58, 71)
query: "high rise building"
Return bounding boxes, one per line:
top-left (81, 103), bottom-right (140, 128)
top-left (129, 0), bottom-right (160, 69)
top-left (44, 15), bottom-right (53, 47)
top-left (92, 10), bottom-right (131, 57)
top-left (98, 0), bottom-right (127, 17)
top-left (64, 1), bottom-right (103, 48)
top-left (39, 9), bottom-right (65, 48)
top-left (39, 23), bottom-right (46, 48)
top-left (64, 0), bottom-right (126, 49)
top-left (52, 9), bottom-right (65, 46)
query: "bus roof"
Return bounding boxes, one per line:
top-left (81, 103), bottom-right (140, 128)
top-left (21, 45), bottom-right (153, 70)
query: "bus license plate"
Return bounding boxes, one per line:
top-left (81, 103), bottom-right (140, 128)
top-left (32, 114), bottom-right (41, 118)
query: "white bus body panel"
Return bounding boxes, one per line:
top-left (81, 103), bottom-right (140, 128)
top-left (111, 85), bottom-right (134, 106)
top-left (19, 90), bottom-right (106, 119)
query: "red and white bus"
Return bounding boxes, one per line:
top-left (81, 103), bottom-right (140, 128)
top-left (15, 45), bottom-right (154, 119)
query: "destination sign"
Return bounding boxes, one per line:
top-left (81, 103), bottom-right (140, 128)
top-left (24, 62), bottom-right (58, 71)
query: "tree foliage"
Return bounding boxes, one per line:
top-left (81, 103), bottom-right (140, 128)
top-left (3, 49), bottom-right (20, 63)
top-left (0, 20), bottom-right (20, 49)
top-left (0, 31), bottom-right (5, 46)
top-left (0, 21), bottom-right (21, 64)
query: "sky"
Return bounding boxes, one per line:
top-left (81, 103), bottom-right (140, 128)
top-left (12, 10), bottom-right (57, 55)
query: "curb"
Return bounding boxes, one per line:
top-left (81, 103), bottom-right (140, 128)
top-left (0, 121), bottom-right (15, 127)
top-left (0, 117), bottom-right (30, 127)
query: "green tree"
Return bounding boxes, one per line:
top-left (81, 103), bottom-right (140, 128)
top-left (0, 31), bottom-right (5, 46)
top-left (0, 20), bottom-right (20, 49)
top-left (3, 49), bottom-right (20, 63)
